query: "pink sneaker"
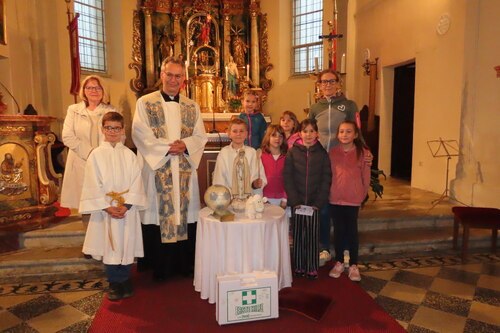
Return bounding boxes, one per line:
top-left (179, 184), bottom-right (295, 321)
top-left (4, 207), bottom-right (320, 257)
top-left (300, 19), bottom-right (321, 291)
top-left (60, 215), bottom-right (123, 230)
top-left (348, 265), bottom-right (361, 282)
top-left (329, 261), bottom-right (344, 278)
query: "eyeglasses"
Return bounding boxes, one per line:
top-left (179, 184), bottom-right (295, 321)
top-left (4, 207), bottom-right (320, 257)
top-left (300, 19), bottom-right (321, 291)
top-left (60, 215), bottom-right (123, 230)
top-left (85, 86), bottom-right (103, 91)
top-left (320, 79), bottom-right (338, 85)
top-left (163, 72), bottom-right (184, 81)
top-left (103, 126), bottom-right (123, 133)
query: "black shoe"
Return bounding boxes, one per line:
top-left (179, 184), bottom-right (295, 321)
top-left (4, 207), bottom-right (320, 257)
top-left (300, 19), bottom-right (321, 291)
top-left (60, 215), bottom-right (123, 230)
top-left (121, 279), bottom-right (134, 298)
top-left (107, 282), bottom-right (124, 301)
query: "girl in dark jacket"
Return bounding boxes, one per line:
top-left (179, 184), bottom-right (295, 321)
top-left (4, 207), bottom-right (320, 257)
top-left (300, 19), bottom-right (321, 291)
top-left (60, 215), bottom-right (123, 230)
top-left (283, 119), bottom-right (332, 279)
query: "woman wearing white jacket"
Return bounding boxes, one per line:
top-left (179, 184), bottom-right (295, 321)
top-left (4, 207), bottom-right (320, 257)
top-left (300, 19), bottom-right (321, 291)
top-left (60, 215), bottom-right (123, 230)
top-left (60, 75), bottom-right (117, 215)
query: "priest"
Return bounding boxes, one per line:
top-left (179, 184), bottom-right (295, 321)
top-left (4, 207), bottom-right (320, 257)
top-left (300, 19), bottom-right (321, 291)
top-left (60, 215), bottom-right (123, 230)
top-left (132, 56), bottom-right (208, 280)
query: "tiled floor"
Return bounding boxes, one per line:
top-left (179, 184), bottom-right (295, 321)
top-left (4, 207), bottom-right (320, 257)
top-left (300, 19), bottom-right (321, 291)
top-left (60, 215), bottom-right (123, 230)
top-left (1, 252), bottom-right (498, 333)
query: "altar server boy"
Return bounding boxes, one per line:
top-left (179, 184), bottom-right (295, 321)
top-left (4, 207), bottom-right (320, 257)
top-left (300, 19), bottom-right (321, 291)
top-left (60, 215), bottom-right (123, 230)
top-left (80, 112), bottom-right (147, 301)
top-left (212, 118), bottom-right (266, 198)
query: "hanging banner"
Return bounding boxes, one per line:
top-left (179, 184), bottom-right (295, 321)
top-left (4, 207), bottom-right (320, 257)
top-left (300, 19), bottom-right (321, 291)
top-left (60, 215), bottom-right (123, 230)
top-left (67, 13), bottom-right (81, 96)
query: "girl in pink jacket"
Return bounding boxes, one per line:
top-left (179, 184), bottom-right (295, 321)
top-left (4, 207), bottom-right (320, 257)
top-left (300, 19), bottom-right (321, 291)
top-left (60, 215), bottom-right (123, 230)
top-left (328, 120), bottom-right (371, 282)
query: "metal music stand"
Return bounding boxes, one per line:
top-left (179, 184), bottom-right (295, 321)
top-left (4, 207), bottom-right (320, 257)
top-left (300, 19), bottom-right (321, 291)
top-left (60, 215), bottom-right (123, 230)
top-left (427, 138), bottom-right (466, 209)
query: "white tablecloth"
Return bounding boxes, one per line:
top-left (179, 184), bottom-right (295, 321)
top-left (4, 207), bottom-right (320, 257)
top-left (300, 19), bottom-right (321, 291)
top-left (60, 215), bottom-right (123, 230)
top-left (194, 205), bottom-right (292, 304)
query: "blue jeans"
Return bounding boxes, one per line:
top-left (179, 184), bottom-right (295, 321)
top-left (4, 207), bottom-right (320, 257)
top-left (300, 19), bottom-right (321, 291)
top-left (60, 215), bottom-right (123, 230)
top-left (105, 264), bottom-right (132, 283)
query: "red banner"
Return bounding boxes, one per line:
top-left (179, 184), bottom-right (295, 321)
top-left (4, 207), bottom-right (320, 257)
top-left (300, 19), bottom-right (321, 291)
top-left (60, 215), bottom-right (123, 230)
top-left (67, 13), bottom-right (81, 96)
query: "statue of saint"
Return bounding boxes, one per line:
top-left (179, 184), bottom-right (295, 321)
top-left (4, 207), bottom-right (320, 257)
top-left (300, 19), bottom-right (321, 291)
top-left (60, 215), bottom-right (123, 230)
top-left (232, 35), bottom-right (248, 67)
top-left (227, 56), bottom-right (239, 96)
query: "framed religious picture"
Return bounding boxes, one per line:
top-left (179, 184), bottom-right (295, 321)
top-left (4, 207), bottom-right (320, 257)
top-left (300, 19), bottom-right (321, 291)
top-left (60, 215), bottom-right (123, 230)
top-left (0, 0), bottom-right (6, 45)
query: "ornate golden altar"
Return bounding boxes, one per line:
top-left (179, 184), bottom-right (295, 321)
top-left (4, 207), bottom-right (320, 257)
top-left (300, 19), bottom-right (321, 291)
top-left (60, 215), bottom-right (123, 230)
top-left (129, 0), bottom-right (273, 118)
top-left (0, 115), bottom-right (61, 232)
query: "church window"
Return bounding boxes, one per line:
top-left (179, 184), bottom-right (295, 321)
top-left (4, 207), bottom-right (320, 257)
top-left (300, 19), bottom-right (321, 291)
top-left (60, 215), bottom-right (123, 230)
top-left (74, 0), bottom-right (107, 73)
top-left (292, 0), bottom-right (323, 75)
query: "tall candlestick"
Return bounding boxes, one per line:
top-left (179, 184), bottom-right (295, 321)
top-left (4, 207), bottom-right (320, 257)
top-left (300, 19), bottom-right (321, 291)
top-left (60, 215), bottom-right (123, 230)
top-left (246, 64), bottom-right (250, 81)
top-left (185, 61), bottom-right (189, 81)
top-left (340, 53), bottom-right (346, 74)
top-left (307, 92), bottom-right (311, 108)
top-left (314, 57), bottom-right (319, 73)
top-left (225, 66), bottom-right (228, 81)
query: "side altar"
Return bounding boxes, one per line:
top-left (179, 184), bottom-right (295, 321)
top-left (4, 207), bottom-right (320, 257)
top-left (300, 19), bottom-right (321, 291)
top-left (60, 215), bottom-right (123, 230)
top-left (0, 115), bottom-right (62, 232)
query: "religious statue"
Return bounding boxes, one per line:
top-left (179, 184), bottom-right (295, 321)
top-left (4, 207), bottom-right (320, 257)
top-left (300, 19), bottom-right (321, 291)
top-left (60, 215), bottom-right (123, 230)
top-left (231, 148), bottom-right (251, 213)
top-left (232, 35), bottom-right (248, 67)
top-left (198, 14), bottom-right (212, 45)
top-left (0, 153), bottom-right (28, 195)
top-left (157, 27), bottom-right (175, 74)
top-left (227, 55), bottom-right (239, 96)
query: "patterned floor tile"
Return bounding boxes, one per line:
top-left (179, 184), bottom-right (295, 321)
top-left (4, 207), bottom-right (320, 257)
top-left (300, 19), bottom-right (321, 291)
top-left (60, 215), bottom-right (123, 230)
top-left (411, 306), bottom-right (467, 333)
top-left (448, 263), bottom-right (483, 274)
top-left (375, 295), bottom-right (419, 322)
top-left (422, 290), bottom-right (471, 317)
top-left (404, 266), bottom-right (441, 277)
top-left (429, 278), bottom-right (476, 301)
top-left (468, 301), bottom-right (500, 327)
top-left (9, 294), bottom-right (65, 321)
top-left (70, 291), bottom-right (104, 317)
top-left (437, 267), bottom-right (480, 285)
top-left (406, 324), bottom-right (438, 333)
top-left (27, 305), bottom-right (88, 333)
top-left (481, 262), bottom-right (500, 276)
top-left (379, 281), bottom-right (427, 305)
top-left (0, 310), bottom-right (22, 331)
top-left (463, 318), bottom-right (500, 333)
top-left (477, 274), bottom-right (500, 292)
top-left (358, 275), bottom-right (388, 294)
top-left (52, 290), bottom-right (101, 304)
top-left (1, 322), bottom-right (39, 333)
top-left (361, 269), bottom-right (396, 281)
top-left (391, 270), bottom-right (434, 289)
top-left (56, 319), bottom-right (92, 333)
top-left (474, 287), bottom-right (500, 307)
top-left (0, 295), bottom-right (39, 309)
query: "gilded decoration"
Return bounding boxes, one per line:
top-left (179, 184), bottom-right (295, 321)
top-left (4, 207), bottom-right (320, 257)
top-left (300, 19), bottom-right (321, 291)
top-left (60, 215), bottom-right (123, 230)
top-left (129, 0), bottom-right (273, 114)
top-left (0, 115), bottom-right (59, 232)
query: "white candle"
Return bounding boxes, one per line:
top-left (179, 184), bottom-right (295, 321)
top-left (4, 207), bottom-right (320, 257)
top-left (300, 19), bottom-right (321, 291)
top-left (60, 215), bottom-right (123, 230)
top-left (340, 53), bottom-right (346, 74)
top-left (185, 61), bottom-right (189, 81)
top-left (307, 92), bottom-right (311, 108)
top-left (246, 64), bottom-right (250, 81)
top-left (314, 57), bottom-right (319, 73)
top-left (194, 61), bottom-right (197, 74)
top-left (225, 66), bottom-right (228, 81)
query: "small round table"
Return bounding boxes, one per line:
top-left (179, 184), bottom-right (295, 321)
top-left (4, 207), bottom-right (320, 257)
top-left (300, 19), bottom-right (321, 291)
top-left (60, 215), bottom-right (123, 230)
top-left (194, 205), bottom-right (292, 304)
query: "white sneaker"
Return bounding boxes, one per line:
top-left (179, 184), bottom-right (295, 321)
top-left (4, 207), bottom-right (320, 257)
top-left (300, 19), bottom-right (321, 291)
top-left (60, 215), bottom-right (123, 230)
top-left (348, 265), bottom-right (361, 282)
top-left (319, 250), bottom-right (332, 267)
top-left (329, 261), bottom-right (344, 278)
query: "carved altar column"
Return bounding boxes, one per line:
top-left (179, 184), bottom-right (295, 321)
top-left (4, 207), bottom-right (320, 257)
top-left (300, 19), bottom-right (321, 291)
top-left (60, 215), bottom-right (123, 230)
top-left (172, 2), bottom-right (182, 57)
top-left (250, 2), bottom-right (260, 87)
top-left (143, 7), bottom-right (155, 87)
top-left (223, 14), bottom-right (231, 65)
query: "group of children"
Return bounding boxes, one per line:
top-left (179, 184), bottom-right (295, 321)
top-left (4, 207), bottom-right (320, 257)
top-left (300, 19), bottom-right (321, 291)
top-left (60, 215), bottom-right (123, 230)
top-left (80, 91), bottom-right (370, 302)
top-left (215, 92), bottom-right (371, 281)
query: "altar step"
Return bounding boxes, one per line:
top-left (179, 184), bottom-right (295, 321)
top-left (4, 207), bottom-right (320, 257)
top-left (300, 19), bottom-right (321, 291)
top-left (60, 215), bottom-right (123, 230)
top-left (0, 217), bottom-right (104, 283)
top-left (0, 209), bottom-right (496, 282)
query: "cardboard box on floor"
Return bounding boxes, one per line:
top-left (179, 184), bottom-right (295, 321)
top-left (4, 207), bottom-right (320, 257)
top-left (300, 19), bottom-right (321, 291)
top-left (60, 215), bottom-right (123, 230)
top-left (216, 271), bottom-right (279, 325)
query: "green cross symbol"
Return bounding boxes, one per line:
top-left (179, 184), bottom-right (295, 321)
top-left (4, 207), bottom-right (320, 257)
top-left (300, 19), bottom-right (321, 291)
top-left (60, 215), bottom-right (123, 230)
top-left (242, 290), bottom-right (257, 305)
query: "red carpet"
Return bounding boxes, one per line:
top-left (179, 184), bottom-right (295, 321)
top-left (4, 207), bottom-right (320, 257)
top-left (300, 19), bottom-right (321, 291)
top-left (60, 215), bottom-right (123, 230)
top-left (90, 263), bottom-right (405, 333)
